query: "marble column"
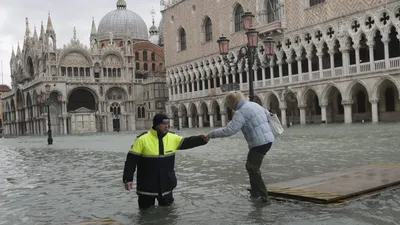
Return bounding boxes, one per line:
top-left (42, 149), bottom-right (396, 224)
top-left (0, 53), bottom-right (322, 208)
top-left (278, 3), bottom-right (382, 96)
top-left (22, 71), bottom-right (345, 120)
top-left (299, 105), bottom-right (307, 125)
top-left (280, 107), bottom-right (287, 126)
top-left (221, 112), bottom-right (227, 127)
top-left (320, 103), bottom-right (328, 123)
top-left (188, 114), bottom-right (193, 128)
top-left (209, 114), bottom-right (214, 128)
top-left (342, 100), bottom-right (354, 124)
top-left (198, 114), bottom-right (204, 128)
top-left (370, 99), bottom-right (379, 123)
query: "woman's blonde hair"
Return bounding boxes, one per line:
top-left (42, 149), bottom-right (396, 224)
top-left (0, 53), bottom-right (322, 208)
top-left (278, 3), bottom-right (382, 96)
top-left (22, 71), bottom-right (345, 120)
top-left (225, 91), bottom-right (245, 109)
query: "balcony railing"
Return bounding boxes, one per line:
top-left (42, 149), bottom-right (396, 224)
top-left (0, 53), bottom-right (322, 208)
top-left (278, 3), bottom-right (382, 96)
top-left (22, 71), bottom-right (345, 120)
top-left (170, 57), bottom-right (400, 101)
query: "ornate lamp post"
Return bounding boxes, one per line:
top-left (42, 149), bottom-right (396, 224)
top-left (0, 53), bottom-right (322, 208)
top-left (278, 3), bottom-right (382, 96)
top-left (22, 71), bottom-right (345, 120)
top-left (40, 84), bottom-right (62, 145)
top-left (217, 11), bottom-right (275, 102)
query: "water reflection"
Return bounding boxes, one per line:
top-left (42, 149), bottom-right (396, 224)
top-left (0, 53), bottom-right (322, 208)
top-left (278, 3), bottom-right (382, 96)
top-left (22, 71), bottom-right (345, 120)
top-left (0, 123), bottom-right (399, 224)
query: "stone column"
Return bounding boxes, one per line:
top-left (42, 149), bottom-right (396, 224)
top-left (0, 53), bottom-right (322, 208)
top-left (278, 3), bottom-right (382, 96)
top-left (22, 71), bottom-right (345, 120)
top-left (307, 54), bottom-right (312, 80)
top-left (296, 56), bottom-right (303, 81)
top-left (278, 62), bottom-right (283, 84)
top-left (320, 103), bottom-right (328, 123)
top-left (299, 105), bottom-right (307, 125)
top-left (178, 115), bottom-right (183, 128)
top-left (270, 64), bottom-right (274, 85)
top-left (328, 49), bottom-right (335, 76)
top-left (370, 99), bottom-right (379, 123)
top-left (341, 49), bottom-right (349, 75)
top-left (317, 51), bottom-right (324, 78)
top-left (221, 112), bottom-right (227, 127)
top-left (209, 114), bottom-right (214, 128)
top-left (188, 114), bottom-right (193, 128)
top-left (262, 67), bottom-right (266, 86)
top-left (354, 44), bottom-right (360, 73)
top-left (383, 38), bottom-right (389, 69)
top-left (198, 114), bottom-right (204, 128)
top-left (280, 107), bottom-right (287, 126)
top-left (368, 41), bottom-right (375, 71)
top-left (63, 117), bottom-right (68, 134)
top-left (287, 59), bottom-right (293, 83)
top-left (342, 100), bottom-right (354, 124)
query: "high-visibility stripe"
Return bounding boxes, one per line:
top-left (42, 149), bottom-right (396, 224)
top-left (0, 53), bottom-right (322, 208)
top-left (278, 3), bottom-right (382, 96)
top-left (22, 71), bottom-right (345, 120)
top-left (136, 190), bottom-right (172, 196)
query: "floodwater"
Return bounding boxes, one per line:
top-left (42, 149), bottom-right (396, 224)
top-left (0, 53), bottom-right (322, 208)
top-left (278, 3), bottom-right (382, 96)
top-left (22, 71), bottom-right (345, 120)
top-left (1, 123), bottom-right (400, 225)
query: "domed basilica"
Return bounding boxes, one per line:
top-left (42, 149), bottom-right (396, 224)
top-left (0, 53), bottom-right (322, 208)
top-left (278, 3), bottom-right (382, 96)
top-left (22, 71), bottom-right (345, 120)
top-left (1, 0), bottom-right (167, 136)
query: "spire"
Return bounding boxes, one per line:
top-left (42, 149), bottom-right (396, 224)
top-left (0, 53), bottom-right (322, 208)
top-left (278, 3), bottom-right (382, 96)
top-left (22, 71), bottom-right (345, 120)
top-left (91, 17), bottom-right (97, 36)
top-left (46, 12), bottom-right (54, 33)
top-left (116, 0), bottom-right (127, 9)
top-left (25, 17), bottom-right (30, 37)
top-left (73, 27), bottom-right (77, 40)
top-left (11, 47), bottom-right (15, 59)
top-left (17, 43), bottom-right (21, 56)
top-left (33, 26), bottom-right (38, 41)
top-left (39, 21), bottom-right (45, 40)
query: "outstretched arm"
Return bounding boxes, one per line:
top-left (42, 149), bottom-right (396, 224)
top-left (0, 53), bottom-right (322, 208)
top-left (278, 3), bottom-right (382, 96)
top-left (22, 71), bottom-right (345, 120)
top-left (207, 111), bottom-right (245, 139)
top-left (177, 135), bottom-right (208, 150)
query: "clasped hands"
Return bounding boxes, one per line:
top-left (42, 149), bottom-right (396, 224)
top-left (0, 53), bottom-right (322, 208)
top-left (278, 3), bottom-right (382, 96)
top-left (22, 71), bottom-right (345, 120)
top-left (201, 133), bottom-right (210, 143)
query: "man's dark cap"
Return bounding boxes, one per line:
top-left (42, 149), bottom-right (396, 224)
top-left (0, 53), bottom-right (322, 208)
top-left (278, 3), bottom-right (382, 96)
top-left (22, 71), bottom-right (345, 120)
top-left (153, 113), bottom-right (169, 127)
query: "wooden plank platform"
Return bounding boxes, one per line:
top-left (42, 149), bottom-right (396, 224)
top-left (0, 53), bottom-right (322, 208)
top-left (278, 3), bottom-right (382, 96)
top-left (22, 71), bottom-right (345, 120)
top-left (267, 163), bottom-right (400, 204)
top-left (71, 218), bottom-right (123, 225)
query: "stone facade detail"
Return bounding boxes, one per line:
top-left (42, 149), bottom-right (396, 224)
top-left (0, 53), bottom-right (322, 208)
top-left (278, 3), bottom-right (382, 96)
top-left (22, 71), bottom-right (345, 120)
top-left (1, 1), bottom-right (168, 137)
top-left (162, 0), bottom-right (400, 128)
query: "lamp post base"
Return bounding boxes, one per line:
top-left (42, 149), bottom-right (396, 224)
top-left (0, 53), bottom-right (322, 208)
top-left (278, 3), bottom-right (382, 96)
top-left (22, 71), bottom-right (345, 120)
top-left (47, 130), bottom-right (53, 145)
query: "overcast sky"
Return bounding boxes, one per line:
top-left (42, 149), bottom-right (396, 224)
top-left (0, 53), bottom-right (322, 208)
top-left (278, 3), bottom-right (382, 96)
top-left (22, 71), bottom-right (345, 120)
top-left (0, 0), bottom-right (162, 87)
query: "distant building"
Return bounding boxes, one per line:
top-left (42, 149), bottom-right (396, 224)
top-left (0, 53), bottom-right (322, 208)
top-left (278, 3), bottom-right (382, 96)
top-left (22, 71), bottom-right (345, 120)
top-left (0, 84), bottom-right (11, 135)
top-left (1, 0), bottom-right (168, 136)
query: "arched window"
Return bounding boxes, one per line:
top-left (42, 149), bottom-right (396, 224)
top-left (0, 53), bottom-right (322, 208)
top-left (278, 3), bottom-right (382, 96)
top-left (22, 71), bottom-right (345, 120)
top-left (137, 107), bottom-right (142, 118)
top-left (152, 63), bottom-right (156, 71)
top-left (205, 17), bottom-right (212, 42)
top-left (143, 51), bottom-right (148, 61)
top-left (179, 28), bottom-right (187, 51)
top-left (141, 107), bottom-right (146, 118)
top-left (135, 52), bottom-right (140, 60)
top-left (144, 63), bottom-right (148, 71)
top-left (151, 52), bottom-right (156, 61)
top-left (136, 62), bottom-right (140, 71)
top-left (234, 4), bottom-right (244, 32)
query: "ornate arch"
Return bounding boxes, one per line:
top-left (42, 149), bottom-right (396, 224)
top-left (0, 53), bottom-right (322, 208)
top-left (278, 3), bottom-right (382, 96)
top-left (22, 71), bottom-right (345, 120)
top-left (300, 86), bottom-right (320, 105)
top-left (178, 103), bottom-right (187, 115)
top-left (320, 82), bottom-right (343, 104)
top-left (102, 50), bottom-right (124, 64)
top-left (344, 79), bottom-right (370, 100)
top-left (188, 101), bottom-right (197, 115)
top-left (198, 101), bottom-right (208, 115)
top-left (59, 48), bottom-right (93, 66)
top-left (265, 90), bottom-right (282, 108)
top-left (105, 86), bottom-right (128, 101)
top-left (209, 100), bottom-right (221, 114)
top-left (67, 86), bottom-right (99, 103)
top-left (371, 75), bottom-right (400, 100)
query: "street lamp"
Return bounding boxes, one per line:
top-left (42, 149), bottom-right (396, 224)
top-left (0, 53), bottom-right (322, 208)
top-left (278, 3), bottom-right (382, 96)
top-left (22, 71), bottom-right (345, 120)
top-left (217, 11), bottom-right (275, 102)
top-left (40, 84), bottom-right (62, 145)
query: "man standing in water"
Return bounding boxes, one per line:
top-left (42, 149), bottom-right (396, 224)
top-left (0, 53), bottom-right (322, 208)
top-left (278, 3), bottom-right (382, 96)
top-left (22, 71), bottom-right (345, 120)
top-left (205, 91), bottom-right (275, 203)
top-left (123, 113), bottom-right (209, 210)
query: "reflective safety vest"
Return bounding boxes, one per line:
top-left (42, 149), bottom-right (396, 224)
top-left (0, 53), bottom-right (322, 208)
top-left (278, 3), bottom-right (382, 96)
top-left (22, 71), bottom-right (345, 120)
top-left (130, 128), bottom-right (183, 196)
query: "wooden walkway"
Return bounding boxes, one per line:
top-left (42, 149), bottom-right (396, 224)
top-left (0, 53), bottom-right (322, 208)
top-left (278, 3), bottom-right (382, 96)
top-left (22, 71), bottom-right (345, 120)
top-left (267, 163), bottom-right (400, 204)
top-left (72, 218), bottom-right (123, 225)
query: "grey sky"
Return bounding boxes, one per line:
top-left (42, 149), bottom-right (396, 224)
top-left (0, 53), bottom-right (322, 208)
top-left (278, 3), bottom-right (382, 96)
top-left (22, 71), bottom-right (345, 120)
top-left (0, 0), bottom-right (162, 87)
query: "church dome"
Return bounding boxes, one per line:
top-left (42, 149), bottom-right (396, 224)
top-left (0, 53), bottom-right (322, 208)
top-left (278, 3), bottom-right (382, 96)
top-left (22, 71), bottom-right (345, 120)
top-left (98, 0), bottom-right (148, 40)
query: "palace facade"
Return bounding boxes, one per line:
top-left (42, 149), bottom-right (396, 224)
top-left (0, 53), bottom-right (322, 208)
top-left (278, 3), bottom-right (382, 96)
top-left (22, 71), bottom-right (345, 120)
top-left (161, 0), bottom-right (400, 128)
